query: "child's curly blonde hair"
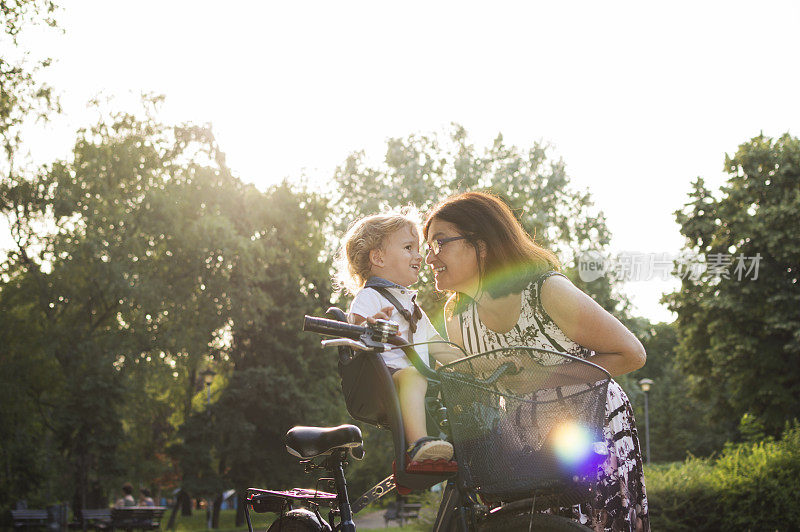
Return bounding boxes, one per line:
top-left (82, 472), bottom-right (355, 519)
top-left (334, 208), bottom-right (421, 295)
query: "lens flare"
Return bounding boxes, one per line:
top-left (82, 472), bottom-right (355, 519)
top-left (550, 422), bottom-right (593, 467)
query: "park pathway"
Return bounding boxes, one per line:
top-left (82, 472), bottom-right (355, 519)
top-left (354, 508), bottom-right (396, 528)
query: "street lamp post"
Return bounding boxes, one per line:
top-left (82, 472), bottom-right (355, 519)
top-left (638, 378), bottom-right (654, 464)
top-left (200, 368), bottom-right (216, 407)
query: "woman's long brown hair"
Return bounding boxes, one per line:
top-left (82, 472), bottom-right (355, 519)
top-left (423, 191), bottom-right (560, 310)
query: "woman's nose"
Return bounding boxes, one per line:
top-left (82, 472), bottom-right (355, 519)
top-left (425, 248), bottom-right (435, 264)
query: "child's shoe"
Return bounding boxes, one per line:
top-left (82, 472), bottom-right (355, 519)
top-left (407, 437), bottom-right (453, 462)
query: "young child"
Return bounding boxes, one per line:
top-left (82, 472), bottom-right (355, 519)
top-left (335, 210), bottom-right (461, 462)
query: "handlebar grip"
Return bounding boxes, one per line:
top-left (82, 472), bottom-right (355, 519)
top-left (303, 316), bottom-right (366, 340)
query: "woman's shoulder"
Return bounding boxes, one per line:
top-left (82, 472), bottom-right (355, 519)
top-left (535, 272), bottom-right (594, 331)
top-left (524, 269), bottom-right (567, 295)
top-left (530, 269), bottom-right (567, 287)
top-left (538, 272), bottom-right (574, 303)
top-left (523, 270), bottom-right (571, 314)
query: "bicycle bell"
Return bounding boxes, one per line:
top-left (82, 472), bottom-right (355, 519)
top-left (368, 319), bottom-right (399, 343)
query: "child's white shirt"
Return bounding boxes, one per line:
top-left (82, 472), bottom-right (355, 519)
top-left (348, 286), bottom-right (438, 369)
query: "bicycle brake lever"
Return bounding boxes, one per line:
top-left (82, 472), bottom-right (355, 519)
top-left (320, 338), bottom-right (370, 350)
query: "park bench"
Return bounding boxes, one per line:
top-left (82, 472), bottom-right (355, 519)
top-left (11, 509), bottom-right (49, 530)
top-left (108, 507), bottom-right (166, 532)
top-left (382, 501), bottom-right (422, 527)
top-left (73, 509), bottom-right (112, 531)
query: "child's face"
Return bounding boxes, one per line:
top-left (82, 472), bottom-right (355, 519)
top-left (370, 225), bottom-right (423, 287)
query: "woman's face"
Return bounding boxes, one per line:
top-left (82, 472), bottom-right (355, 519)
top-left (425, 218), bottom-right (481, 295)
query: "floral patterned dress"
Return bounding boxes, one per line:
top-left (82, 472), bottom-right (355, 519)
top-left (457, 271), bottom-right (649, 532)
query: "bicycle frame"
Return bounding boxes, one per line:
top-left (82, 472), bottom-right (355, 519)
top-left (242, 313), bottom-right (606, 531)
top-left (244, 449), bottom-right (357, 532)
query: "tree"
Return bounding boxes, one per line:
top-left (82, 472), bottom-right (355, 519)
top-left (664, 133), bottom-right (800, 438)
top-left (330, 124), bottom-right (628, 325)
top-left (1, 0), bottom-right (59, 178)
top-left (624, 320), bottom-right (728, 461)
top-left (169, 181), bottom-right (342, 525)
top-left (0, 0), bottom-right (63, 510)
top-left (0, 96), bottom-right (270, 507)
top-left (322, 125), bottom-right (634, 491)
top-left (1, 82), bottom-right (349, 516)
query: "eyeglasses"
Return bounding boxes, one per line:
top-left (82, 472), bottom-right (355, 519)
top-left (427, 236), bottom-right (467, 256)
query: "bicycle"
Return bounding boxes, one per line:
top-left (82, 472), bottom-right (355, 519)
top-left (243, 308), bottom-right (611, 531)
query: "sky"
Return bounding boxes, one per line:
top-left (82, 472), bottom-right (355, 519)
top-left (14, 0), bottom-right (800, 322)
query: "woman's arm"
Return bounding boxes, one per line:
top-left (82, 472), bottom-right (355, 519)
top-left (420, 295), bottom-right (465, 366)
top-left (443, 295), bottom-right (466, 350)
top-left (427, 333), bottom-right (465, 365)
top-left (540, 275), bottom-right (646, 376)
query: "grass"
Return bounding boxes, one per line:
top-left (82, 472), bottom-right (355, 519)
top-left (165, 507), bottom-right (427, 532)
top-left (165, 485), bottom-right (443, 532)
top-left (169, 508), bottom-right (254, 532)
top-left (361, 528), bottom-right (424, 532)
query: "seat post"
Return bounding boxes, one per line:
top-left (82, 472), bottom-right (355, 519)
top-left (329, 450), bottom-right (355, 532)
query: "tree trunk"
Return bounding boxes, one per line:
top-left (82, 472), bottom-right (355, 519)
top-left (179, 490), bottom-right (192, 516)
top-left (211, 495), bottom-right (222, 529)
top-left (72, 451), bottom-right (88, 513)
top-left (235, 493), bottom-right (246, 527)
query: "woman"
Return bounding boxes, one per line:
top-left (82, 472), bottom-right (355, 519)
top-left (423, 191), bottom-right (649, 532)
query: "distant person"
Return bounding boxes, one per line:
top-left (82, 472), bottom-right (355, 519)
top-left (114, 483), bottom-right (136, 508)
top-left (139, 488), bottom-right (155, 507)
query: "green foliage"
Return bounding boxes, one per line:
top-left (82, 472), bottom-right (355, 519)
top-left (0, 3), bottom-right (62, 511)
top-left (0, 96), bottom-right (341, 511)
top-left (327, 125), bottom-right (631, 491)
top-left (170, 508), bottom-right (254, 532)
top-left (665, 133), bottom-right (800, 438)
top-left (345, 425), bottom-right (396, 496)
top-left (0, 0), bottom-right (57, 41)
top-left (330, 124), bottom-right (627, 327)
top-left (646, 458), bottom-right (721, 530)
top-left (1, 0), bottom-right (59, 166)
top-left (738, 412), bottom-right (771, 444)
top-left (178, 181), bottom-right (339, 494)
top-left (622, 321), bottom-right (728, 460)
top-left (646, 423), bottom-right (800, 530)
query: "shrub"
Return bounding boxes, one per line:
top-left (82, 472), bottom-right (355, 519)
top-left (646, 423), bottom-right (800, 530)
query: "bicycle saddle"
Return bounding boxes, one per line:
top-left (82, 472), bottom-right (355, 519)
top-left (285, 424), bottom-right (364, 460)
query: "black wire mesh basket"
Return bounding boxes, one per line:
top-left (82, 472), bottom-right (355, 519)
top-left (438, 346), bottom-right (611, 501)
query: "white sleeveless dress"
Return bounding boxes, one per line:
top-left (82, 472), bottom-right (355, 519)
top-left (458, 271), bottom-right (650, 532)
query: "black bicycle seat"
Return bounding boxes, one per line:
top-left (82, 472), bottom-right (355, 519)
top-left (285, 424), bottom-right (363, 459)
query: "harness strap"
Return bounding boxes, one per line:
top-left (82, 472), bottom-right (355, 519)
top-left (370, 287), bottom-right (421, 344)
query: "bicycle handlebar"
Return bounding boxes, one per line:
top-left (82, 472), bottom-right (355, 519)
top-left (303, 314), bottom-right (439, 381)
top-left (303, 316), bottom-right (366, 340)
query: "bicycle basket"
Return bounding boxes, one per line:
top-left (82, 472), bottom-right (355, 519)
top-left (438, 346), bottom-right (610, 500)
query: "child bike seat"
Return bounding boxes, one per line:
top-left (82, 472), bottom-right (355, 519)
top-left (285, 424), bottom-right (364, 459)
top-left (326, 307), bottom-right (454, 491)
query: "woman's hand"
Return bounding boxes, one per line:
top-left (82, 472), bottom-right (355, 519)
top-left (540, 275), bottom-right (646, 376)
top-left (428, 334), bottom-right (466, 365)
